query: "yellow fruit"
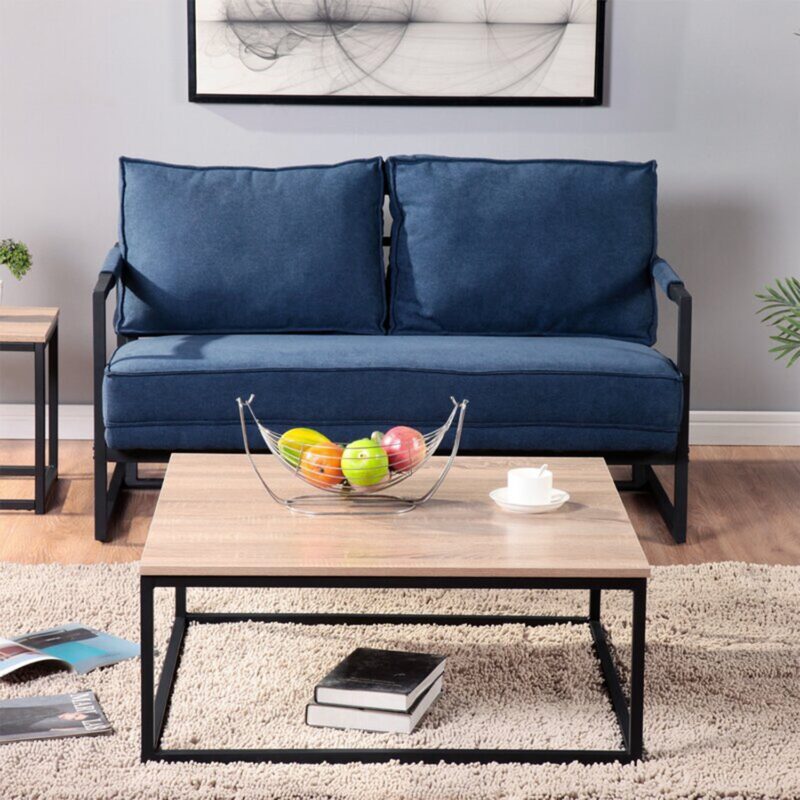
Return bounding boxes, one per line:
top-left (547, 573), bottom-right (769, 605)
top-left (278, 427), bottom-right (330, 468)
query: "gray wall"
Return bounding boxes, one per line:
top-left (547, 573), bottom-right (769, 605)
top-left (1, 0), bottom-right (799, 410)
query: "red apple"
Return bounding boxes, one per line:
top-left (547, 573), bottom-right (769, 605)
top-left (381, 426), bottom-right (426, 472)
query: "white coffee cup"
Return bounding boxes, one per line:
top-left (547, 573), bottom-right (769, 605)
top-left (507, 467), bottom-right (553, 506)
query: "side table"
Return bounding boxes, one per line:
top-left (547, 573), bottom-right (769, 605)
top-left (0, 307), bottom-right (59, 513)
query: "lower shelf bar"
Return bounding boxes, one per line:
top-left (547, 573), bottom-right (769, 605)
top-left (187, 612), bottom-right (590, 627)
top-left (0, 499), bottom-right (35, 510)
top-left (145, 747), bottom-right (632, 765)
top-left (0, 465), bottom-right (36, 476)
top-left (0, 466), bottom-right (57, 511)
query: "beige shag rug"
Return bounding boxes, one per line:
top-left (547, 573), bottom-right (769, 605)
top-left (0, 562), bottom-right (798, 799)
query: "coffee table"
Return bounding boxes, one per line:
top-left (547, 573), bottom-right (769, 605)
top-left (140, 454), bottom-right (649, 764)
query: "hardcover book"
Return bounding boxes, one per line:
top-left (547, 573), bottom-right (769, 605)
top-left (307, 676), bottom-right (443, 734)
top-left (314, 647), bottom-right (446, 712)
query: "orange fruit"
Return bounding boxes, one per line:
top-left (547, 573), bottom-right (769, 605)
top-left (299, 443), bottom-right (344, 489)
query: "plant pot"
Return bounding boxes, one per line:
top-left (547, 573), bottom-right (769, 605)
top-left (0, 279), bottom-right (4, 305)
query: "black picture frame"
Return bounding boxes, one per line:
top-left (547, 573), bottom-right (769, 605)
top-left (187, 0), bottom-right (607, 106)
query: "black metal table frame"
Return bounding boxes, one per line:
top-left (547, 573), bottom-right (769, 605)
top-left (141, 574), bottom-right (646, 765)
top-left (0, 328), bottom-right (58, 513)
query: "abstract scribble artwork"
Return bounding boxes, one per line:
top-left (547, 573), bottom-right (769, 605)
top-left (189, 0), bottom-right (605, 104)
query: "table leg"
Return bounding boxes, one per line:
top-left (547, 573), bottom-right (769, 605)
top-left (140, 577), bottom-right (156, 761)
top-left (141, 581), bottom-right (188, 762)
top-left (628, 583), bottom-right (647, 759)
top-left (589, 588), bottom-right (601, 621)
top-left (34, 344), bottom-right (45, 514)
top-left (176, 586), bottom-right (186, 619)
top-left (48, 327), bottom-right (58, 475)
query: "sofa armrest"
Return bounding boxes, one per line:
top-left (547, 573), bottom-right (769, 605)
top-left (100, 244), bottom-right (124, 278)
top-left (653, 257), bottom-right (691, 460)
top-left (94, 246), bottom-right (124, 453)
top-left (653, 257), bottom-right (684, 299)
top-left (95, 245), bottom-right (123, 300)
top-left (652, 257), bottom-right (692, 380)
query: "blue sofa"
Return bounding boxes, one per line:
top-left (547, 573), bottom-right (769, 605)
top-left (94, 156), bottom-right (691, 542)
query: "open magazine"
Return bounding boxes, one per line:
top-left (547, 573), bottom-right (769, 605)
top-left (0, 623), bottom-right (139, 678)
top-left (0, 691), bottom-right (112, 743)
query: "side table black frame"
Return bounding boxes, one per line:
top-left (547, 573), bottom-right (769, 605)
top-left (141, 574), bottom-right (646, 765)
top-left (0, 328), bottom-right (58, 513)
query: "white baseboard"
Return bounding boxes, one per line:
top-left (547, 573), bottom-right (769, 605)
top-left (688, 411), bottom-right (800, 446)
top-left (1, 405), bottom-right (799, 446)
top-left (0, 404), bottom-right (94, 441)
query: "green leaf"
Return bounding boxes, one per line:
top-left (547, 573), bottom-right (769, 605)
top-left (757, 278), bottom-right (800, 366)
top-left (788, 349), bottom-right (800, 368)
top-left (0, 239), bottom-right (32, 280)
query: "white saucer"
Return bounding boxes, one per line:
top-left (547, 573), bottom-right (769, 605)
top-left (490, 487), bottom-right (570, 514)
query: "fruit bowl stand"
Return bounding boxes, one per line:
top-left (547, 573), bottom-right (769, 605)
top-left (236, 395), bottom-right (469, 516)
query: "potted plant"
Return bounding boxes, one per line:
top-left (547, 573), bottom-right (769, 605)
top-left (757, 278), bottom-right (800, 367)
top-left (0, 239), bottom-right (32, 305)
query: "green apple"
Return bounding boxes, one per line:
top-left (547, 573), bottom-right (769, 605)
top-left (341, 438), bottom-right (389, 487)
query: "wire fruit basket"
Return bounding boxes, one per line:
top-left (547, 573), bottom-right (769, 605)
top-left (236, 395), bottom-right (469, 516)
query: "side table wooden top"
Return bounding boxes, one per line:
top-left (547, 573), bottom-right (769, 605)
top-left (141, 454), bottom-right (651, 579)
top-left (0, 307), bottom-right (59, 344)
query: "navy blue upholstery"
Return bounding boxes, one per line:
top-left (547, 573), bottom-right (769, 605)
top-left (104, 334), bottom-right (682, 453)
top-left (386, 156), bottom-right (658, 343)
top-left (653, 258), bottom-right (684, 295)
top-left (117, 157), bottom-right (386, 335)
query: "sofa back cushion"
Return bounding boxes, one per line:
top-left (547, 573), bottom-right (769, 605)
top-left (117, 157), bottom-right (386, 335)
top-left (386, 156), bottom-right (658, 344)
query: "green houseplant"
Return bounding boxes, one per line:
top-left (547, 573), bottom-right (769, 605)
top-left (757, 278), bottom-right (800, 367)
top-left (0, 239), bottom-right (32, 305)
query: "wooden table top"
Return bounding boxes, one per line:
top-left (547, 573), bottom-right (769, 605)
top-left (141, 454), bottom-right (650, 579)
top-left (0, 307), bottom-right (59, 344)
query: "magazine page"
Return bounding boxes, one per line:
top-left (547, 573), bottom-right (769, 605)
top-left (13, 623), bottom-right (139, 675)
top-left (0, 638), bottom-right (69, 679)
top-left (0, 691), bottom-right (112, 743)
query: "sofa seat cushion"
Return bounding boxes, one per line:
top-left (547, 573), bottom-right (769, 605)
top-left (103, 335), bottom-right (683, 453)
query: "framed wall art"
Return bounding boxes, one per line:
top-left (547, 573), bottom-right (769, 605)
top-left (188, 0), bottom-right (606, 105)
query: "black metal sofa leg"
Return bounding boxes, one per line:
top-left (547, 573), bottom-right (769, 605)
top-left (93, 420), bottom-right (125, 542)
top-left (645, 461), bottom-right (688, 544)
top-left (95, 452), bottom-right (164, 542)
top-left (124, 463), bottom-right (164, 490)
top-left (94, 401), bottom-right (123, 542)
top-left (671, 456), bottom-right (689, 544)
top-left (95, 458), bottom-right (125, 543)
top-left (94, 433), bottom-right (110, 542)
top-left (617, 458), bottom-right (689, 544)
top-left (615, 464), bottom-right (648, 492)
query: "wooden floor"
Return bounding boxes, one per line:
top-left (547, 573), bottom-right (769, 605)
top-left (0, 441), bottom-right (798, 566)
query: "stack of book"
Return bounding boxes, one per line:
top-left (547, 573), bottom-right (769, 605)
top-left (305, 647), bottom-right (446, 734)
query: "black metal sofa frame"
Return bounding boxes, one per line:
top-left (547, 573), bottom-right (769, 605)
top-left (93, 237), bottom-right (691, 545)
